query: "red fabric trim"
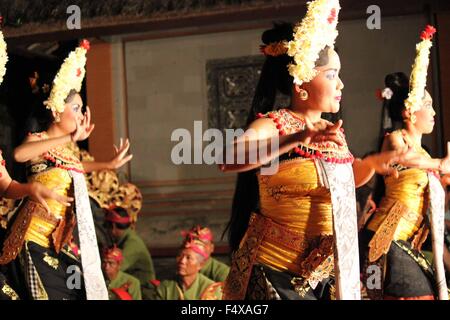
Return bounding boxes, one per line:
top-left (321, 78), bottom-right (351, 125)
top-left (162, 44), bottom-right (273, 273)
top-left (110, 288), bottom-right (133, 300)
top-left (42, 153), bottom-right (85, 173)
top-left (105, 210), bottom-right (131, 224)
top-left (149, 279), bottom-right (161, 287)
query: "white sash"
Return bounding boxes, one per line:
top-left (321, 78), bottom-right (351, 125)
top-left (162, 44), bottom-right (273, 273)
top-left (319, 160), bottom-right (361, 300)
top-left (427, 172), bottom-right (448, 300)
top-left (72, 171), bottom-right (109, 300)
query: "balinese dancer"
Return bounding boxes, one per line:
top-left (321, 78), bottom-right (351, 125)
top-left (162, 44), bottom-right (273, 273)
top-left (0, 26), bottom-right (75, 301)
top-left (361, 26), bottom-right (450, 300)
top-left (220, 0), bottom-right (404, 300)
top-left (0, 40), bottom-right (129, 300)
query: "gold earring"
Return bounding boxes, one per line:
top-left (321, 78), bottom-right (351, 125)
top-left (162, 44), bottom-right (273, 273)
top-left (54, 113), bottom-right (61, 123)
top-left (299, 89), bottom-right (309, 101)
top-left (410, 114), bottom-right (417, 124)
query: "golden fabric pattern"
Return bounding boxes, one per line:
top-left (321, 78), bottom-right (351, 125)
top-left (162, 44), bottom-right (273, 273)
top-left (223, 213), bottom-right (266, 300)
top-left (257, 158), bottom-right (333, 275)
top-left (1, 283), bottom-right (19, 300)
top-left (24, 210), bottom-right (59, 248)
top-left (200, 282), bottom-right (223, 300)
top-left (367, 141), bottom-right (430, 262)
top-left (368, 201), bottom-right (409, 262)
top-left (0, 201), bottom-right (38, 264)
top-left (29, 168), bottom-right (72, 220)
top-left (0, 134), bottom-right (78, 263)
top-left (43, 253), bottom-right (59, 270)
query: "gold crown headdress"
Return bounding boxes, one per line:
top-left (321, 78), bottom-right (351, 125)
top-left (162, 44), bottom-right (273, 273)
top-left (44, 39), bottom-right (90, 115)
top-left (404, 25), bottom-right (436, 123)
top-left (286, 0), bottom-right (341, 85)
top-left (0, 30), bottom-right (8, 86)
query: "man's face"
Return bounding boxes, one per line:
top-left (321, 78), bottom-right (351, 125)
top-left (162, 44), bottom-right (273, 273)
top-left (106, 222), bottom-right (124, 241)
top-left (103, 257), bottom-right (121, 281)
top-left (176, 248), bottom-right (202, 277)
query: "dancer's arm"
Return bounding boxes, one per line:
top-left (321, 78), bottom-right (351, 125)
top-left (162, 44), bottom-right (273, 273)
top-left (14, 107), bottom-right (95, 163)
top-left (82, 138), bottom-right (133, 173)
top-left (14, 134), bottom-right (73, 163)
top-left (219, 118), bottom-right (344, 173)
top-left (398, 142), bottom-right (450, 174)
top-left (353, 134), bottom-right (405, 187)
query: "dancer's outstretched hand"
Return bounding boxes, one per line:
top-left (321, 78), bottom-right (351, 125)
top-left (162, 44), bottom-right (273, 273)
top-left (397, 142), bottom-right (450, 174)
top-left (109, 138), bottom-right (133, 169)
top-left (71, 106), bottom-right (95, 142)
top-left (301, 118), bottom-right (344, 146)
top-left (365, 149), bottom-right (406, 178)
top-left (28, 182), bottom-right (73, 213)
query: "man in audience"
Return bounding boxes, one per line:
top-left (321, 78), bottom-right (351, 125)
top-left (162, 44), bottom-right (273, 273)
top-left (183, 226), bottom-right (229, 282)
top-left (155, 239), bottom-right (222, 300)
top-left (102, 246), bottom-right (142, 300)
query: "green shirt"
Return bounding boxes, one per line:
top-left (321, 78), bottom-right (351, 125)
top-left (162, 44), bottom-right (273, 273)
top-left (108, 271), bottom-right (142, 300)
top-left (156, 273), bottom-right (222, 300)
top-left (117, 229), bottom-right (156, 285)
top-left (200, 257), bottom-right (230, 282)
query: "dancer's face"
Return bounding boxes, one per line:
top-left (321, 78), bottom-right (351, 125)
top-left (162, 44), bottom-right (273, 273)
top-left (57, 93), bottom-right (84, 134)
top-left (176, 248), bottom-right (203, 277)
top-left (298, 48), bottom-right (344, 114)
top-left (412, 90), bottom-right (435, 134)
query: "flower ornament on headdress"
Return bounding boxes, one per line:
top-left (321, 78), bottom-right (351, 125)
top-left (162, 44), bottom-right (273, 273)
top-left (44, 39), bottom-right (90, 114)
top-left (381, 87), bottom-right (393, 100)
top-left (182, 225), bottom-right (213, 243)
top-left (404, 25), bottom-right (436, 122)
top-left (286, 0), bottom-right (341, 85)
top-left (260, 42), bottom-right (288, 57)
top-left (0, 30), bottom-right (8, 86)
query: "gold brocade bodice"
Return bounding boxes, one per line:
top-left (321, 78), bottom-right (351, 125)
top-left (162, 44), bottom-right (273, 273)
top-left (24, 168), bottom-right (73, 248)
top-left (22, 133), bottom-right (83, 249)
top-left (366, 130), bottom-right (434, 262)
top-left (0, 133), bottom-right (83, 264)
top-left (367, 168), bottom-right (429, 242)
top-left (256, 158), bottom-right (333, 275)
top-left (367, 130), bottom-right (432, 245)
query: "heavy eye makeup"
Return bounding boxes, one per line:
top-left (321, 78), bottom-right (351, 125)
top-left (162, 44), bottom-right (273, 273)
top-left (422, 101), bottom-right (432, 109)
top-left (324, 69), bottom-right (339, 80)
top-left (72, 104), bottom-right (81, 113)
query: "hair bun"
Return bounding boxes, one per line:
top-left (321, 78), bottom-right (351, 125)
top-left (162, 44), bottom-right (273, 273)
top-left (262, 22), bottom-right (294, 45)
top-left (384, 72), bottom-right (409, 92)
top-left (383, 72), bottom-right (409, 122)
